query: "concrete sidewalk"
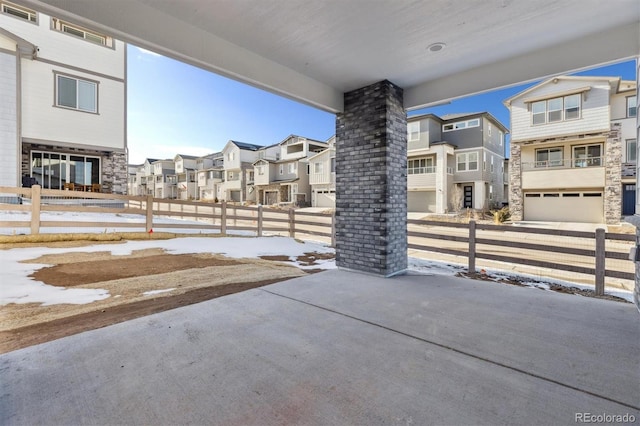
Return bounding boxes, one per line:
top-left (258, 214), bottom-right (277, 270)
top-left (1, 270), bottom-right (639, 425)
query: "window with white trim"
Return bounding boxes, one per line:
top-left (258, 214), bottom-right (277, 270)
top-left (483, 152), bottom-right (486, 171)
top-left (456, 152), bottom-right (478, 172)
top-left (627, 95), bottom-right (637, 118)
top-left (535, 147), bottom-right (563, 168)
top-left (288, 162), bottom-right (297, 173)
top-left (408, 157), bottom-right (435, 174)
top-left (487, 123), bottom-right (492, 136)
top-left (443, 118), bottom-right (480, 132)
top-left (55, 73), bottom-right (97, 113)
top-left (314, 162), bottom-right (323, 173)
top-left (51, 18), bottom-right (113, 47)
top-left (1, 1), bottom-right (36, 22)
top-left (279, 164), bottom-right (284, 175)
top-left (499, 130), bottom-right (504, 146)
top-left (408, 121), bottom-right (420, 141)
top-left (490, 156), bottom-right (494, 173)
top-left (531, 94), bottom-right (581, 125)
top-left (626, 139), bottom-right (637, 163)
top-left (573, 144), bottom-right (602, 168)
top-left (257, 165), bottom-right (264, 175)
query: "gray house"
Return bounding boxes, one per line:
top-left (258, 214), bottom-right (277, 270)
top-left (407, 112), bottom-right (508, 213)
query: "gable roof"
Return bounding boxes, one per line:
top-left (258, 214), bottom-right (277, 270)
top-left (503, 75), bottom-right (620, 106)
top-left (231, 141), bottom-right (264, 151)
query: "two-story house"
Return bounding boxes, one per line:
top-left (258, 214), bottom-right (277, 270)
top-left (0, 1), bottom-right (126, 197)
top-left (308, 136), bottom-right (336, 208)
top-left (505, 75), bottom-right (637, 224)
top-left (406, 112), bottom-right (508, 213)
top-left (253, 135), bottom-right (328, 206)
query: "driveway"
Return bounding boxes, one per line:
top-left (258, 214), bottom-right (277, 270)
top-left (1, 270), bottom-right (638, 425)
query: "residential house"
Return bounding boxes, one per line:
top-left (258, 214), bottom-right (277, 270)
top-left (308, 136), bottom-right (336, 207)
top-left (196, 152), bottom-right (224, 201)
top-left (406, 112), bottom-right (508, 213)
top-left (127, 163), bottom-right (142, 196)
top-left (253, 135), bottom-right (328, 206)
top-left (0, 1), bottom-right (127, 197)
top-left (152, 159), bottom-right (176, 199)
top-left (505, 75), bottom-right (637, 224)
top-left (220, 141), bottom-right (264, 202)
top-left (174, 154), bottom-right (197, 200)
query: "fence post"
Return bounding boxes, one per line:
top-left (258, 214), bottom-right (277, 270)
top-left (221, 200), bottom-right (227, 235)
top-left (288, 209), bottom-right (295, 238)
top-left (468, 220), bottom-right (476, 274)
top-left (257, 205), bottom-right (263, 237)
top-left (145, 194), bottom-right (153, 232)
top-left (595, 228), bottom-right (605, 296)
top-left (30, 185), bottom-right (41, 235)
top-left (331, 212), bottom-right (336, 247)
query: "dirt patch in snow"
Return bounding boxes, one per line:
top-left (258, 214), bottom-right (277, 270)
top-left (457, 271), bottom-right (630, 303)
top-left (0, 247), bottom-right (333, 354)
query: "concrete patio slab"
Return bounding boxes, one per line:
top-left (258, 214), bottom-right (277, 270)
top-left (1, 270), bottom-right (638, 425)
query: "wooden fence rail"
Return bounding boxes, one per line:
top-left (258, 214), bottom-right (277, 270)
top-left (0, 186), bottom-right (634, 291)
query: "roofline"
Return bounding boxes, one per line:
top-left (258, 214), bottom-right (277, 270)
top-left (503, 75), bottom-right (621, 106)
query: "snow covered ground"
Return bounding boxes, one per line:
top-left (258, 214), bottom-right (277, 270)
top-left (0, 210), bottom-right (634, 306)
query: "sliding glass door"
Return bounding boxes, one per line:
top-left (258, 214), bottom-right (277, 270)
top-left (30, 151), bottom-right (100, 189)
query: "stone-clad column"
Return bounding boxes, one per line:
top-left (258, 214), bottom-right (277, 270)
top-left (509, 143), bottom-right (522, 221)
top-left (604, 124), bottom-right (622, 225)
top-left (335, 80), bottom-right (407, 277)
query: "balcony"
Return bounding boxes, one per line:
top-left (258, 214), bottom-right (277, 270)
top-left (407, 167), bottom-right (436, 189)
top-left (521, 157), bottom-right (605, 189)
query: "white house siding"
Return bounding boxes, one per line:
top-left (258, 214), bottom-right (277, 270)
top-left (0, 15), bottom-right (125, 80)
top-left (510, 80), bottom-right (612, 142)
top-left (20, 60), bottom-right (124, 148)
top-left (0, 50), bottom-right (18, 188)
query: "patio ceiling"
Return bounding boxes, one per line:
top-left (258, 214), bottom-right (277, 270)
top-left (19, 0), bottom-right (640, 112)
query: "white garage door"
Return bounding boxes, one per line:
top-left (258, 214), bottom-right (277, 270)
top-left (314, 190), bottom-right (335, 208)
top-left (408, 191), bottom-right (436, 213)
top-left (524, 191), bottom-right (603, 223)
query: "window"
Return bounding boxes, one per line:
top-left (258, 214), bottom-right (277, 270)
top-left (498, 130), bottom-right (504, 146)
top-left (55, 74), bottom-right (97, 113)
top-left (228, 171), bottom-right (234, 180)
top-left (456, 152), bottom-right (478, 172)
top-left (628, 95), bottom-right (637, 118)
top-left (257, 165), bottom-right (264, 175)
top-left (30, 151), bottom-right (100, 189)
top-left (314, 162), bottom-right (323, 173)
top-left (288, 162), bottom-right (297, 173)
top-left (331, 157), bottom-right (336, 173)
top-left (531, 94), bottom-right (581, 124)
top-left (279, 165), bottom-right (284, 175)
top-left (490, 156), bottom-right (494, 173)
top-left (573, 144), bottom-right (602, 168)
top-left (51, 18), bottom-right (113, 47)
top-left (408, 157), bottom-right (435, 174)
top-left (627, 139), bottom-right (637, 163)
top-left (483, 152), bottom-right (486, 171)
top-left (443, 118), bottom-right (480, 132)
top-left (535, 147), bottom-right (564, 167)
top-left (487, 123), bottom-right (492, 137)
top-left (1, 1), bottom-right (36, 22)
top-left (408, 121), bottom-right (420, 141)
top-left (228, 152), bottom-right (234, 161)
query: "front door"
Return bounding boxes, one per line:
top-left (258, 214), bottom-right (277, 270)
top-left (464, 185), bottom-right (473, 209)
top-left (623, 184), bottom-right (636, 215)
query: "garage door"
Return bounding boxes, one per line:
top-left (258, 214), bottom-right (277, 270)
top-left (524, 191), bottom-right (603, 223)
top-left (408, 191), bottom-right (436, 213)
top-left (314, 190), bottom-right (335, 208)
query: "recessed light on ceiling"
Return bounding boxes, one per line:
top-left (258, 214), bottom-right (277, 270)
top-left (427, 42), bottom-right (446, 52)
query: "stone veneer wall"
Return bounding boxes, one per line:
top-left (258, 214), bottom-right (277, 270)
top-left (509, 143), bottom-right (523, 221)
top-left (335, 80), bottom-right (407, 276)
top-left (21, 142), bottom-right (127, 194)
top-left (604, 123), bottom-right (622, 225)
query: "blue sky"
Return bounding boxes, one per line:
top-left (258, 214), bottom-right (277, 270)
top-left (127, 46), bottom-right (636, 164)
